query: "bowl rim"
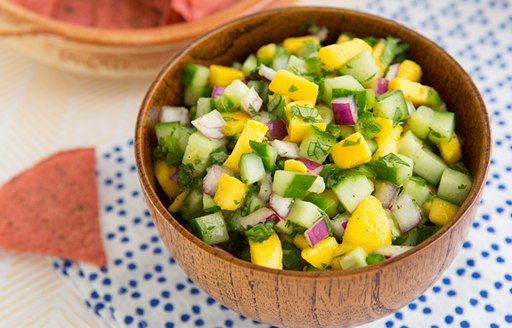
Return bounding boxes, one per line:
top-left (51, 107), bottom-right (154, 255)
top-left (135, 6), bottom-right (491, 278)
top-left (0, 0), bottom-right (273, 46)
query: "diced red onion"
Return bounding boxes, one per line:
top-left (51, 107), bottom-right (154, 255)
top-left (191, 110), bottom-right (226, 139)
top-left (385, 63), bottom-right (400, 80)
top-left (160, 106), bottom-right (190, 125)
top-left (406, 100), bottom-right (415, 117)
top-left (258, 112), bottom-right (287, 140)
top-left (308, 176), bottom-right (325, 194)
top-left (269, 193), bottom-right (293, 219)
top-left (296, 158), bottom-right (323, 174)
top-left (373, 181), bottom-right (400, 209)
top-left (374, 77), bottom-right (389, 95)
top-left (270, 140), bottom-right (299, 158)
top-left (244, 76), bottom-right (252, 84)
top-left (170, 170), bottom-right (179, 185)
top-left (258, 173), bottom-right (272, 202)
top-left (304, 218), bottom-right (330, 247)
top-left (332, 96), bottom-right (358, 125)
top-left (391, 192), bottom-right (422, 233)
top-left (374, 245), bottom-right (413, 259)
top-left (331, 213), bottom-right (349, 240)
top-left (259, 64), bottom-right (277, 81)
top-left (239, 207), bottom-right (278, 229)
top-left (211, 85), bottom-right (225, 99)
top-left (203, 165), bottom-right (232, 196)
top-left (240, 87), bottom-right (263, 115)
top-left (315, 26), bottom-right (328, 42)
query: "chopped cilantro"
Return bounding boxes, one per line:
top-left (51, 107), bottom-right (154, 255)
top-left (290, 105), bottom-right (320, 122)
top-left (458, 184), bottom-right (467, 190)
top-left (366, 253), bottom-right (385, 265)
top-left (245, 219), bottom-right (275, 242)
top-left (343, 137), bottom-right (361, 147)
top-left (288, 84), bottom-right (299, 92)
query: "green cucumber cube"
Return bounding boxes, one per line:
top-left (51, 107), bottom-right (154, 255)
top-left (437, 168), bottom-right (472, 205)
top-left (249, 140), bottom-right (278, 171)
top-left (340, 246), bottom-right (368, 270)
top-left (239, 153), bottom-right (266, 184)
top-left (409, 105), bottom-right (434, 139)
top-left (193, 97), bottom-right (215, 119)
top-left (287, 55), bottom-right (308, 75)
top-left (182, 132), bottom-right (227, 174)
top-left (190, 212), bottom-right (229, 245)
top-left (272, 170), bottom-right (317, 198)
top-left (428, 111), bottom-right (455, 143)
top-left (242, 54), bottom-right (258, 76)
top-left (374, 89), bottom-right (408, 122)
top-left (372, 153), bottom-right (413, 185)
top-left (180, 189), bottom-right (204, 219)
top-left (305, 193), bottom-right (338, 217)
top-left (287, 200), bottom-right (324, 228)
top-left (203, 193), bottom-right (220, 212)
top-left (184, 86), bottom-right (211, 107)
top-left (411, 148), bottom-right (447, 185)
top-left (299, 127), bottom-right (337, 164)
top-left (398, 130), bottom-right (423, 158)
top-left (223, 79), bottom-right (250, 109)
top-left (403, 176), bottom-right (432, 206)
top-left (340, 50), bottom-right (379, 87)
top-left (323, 75), bottom-right (364, 103)
top-left (182, 64), bottom-right (210, 87)
top-left (332, 175), bottom-right (374, 213)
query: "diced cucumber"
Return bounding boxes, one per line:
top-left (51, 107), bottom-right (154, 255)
top-left (317, 104), bottom-right (334, 125)
top-left (242, 54), bottom-right (258, 76)
top-left (223, 79), bottom-right (250, 109)
top-left (287, 55), bottom-right (308, 75)
top-left (403, 176), bottom-right (432, 206)
top-left (371, 153), bottom-right (413, 185)
top-left (182, 132), bottom-right (227, 174)
top-left (190, 212), bottom-right (229, 245)
top-left (305, 193), bottom-right (338, 217)
top-left (243, 193), bottom-right (266, 215)
top-left (437, 168), bottom-right (472, 205)
top-left (332, 89), bottom-right (368, 114)
top-left (287, 200), bottom-right (324, 228)
top-left (409, 105), bottom-right (434, 139)
top-left (355, 111), bottom-right (382, 140)
top-left (180, 189), bottom-right (204, 219)
top-left (247, 80), bottom-right (270, 104)
top-left (340, 246), bottom-right (368, 270)
top-left (385, 210), bottom-right (402, 240)
top-left (323, 75), bottom-right (364, 103)
top-left (239, 153), bottom-right (266, 184)
top-left (411, 148), bottom-right (447, 185)
top-left (398, 130), bottom-right (423, 158)
top-left (366, 89), bottom-right (376, 110)
top-left (428, 111), bottom-right (455, 143)
top-left (367, 139), bottom-right (378, 154)
top-left (299, 127), bottom-right (337, 164)
top-left (249, 140), bottom-right (278, 171)
top-left (272, 170), bottom-right (317, 198)
top-left (273, 45), bottom-right (289, 70)
top-left (332, 175), bottom-right (374, 212)
top-left (203, 193), bottom-right (220, 212)
top-left (182, 64), bottom-right (210, 87)
top-left (215, 94), bottom-right (236, 112)
top-left (193, 97), bottom-right (215, 119)
top-left (184, 86), bottom-right (211, 107)
top-left (339, 50), bottom-right (379, 87)
top-left (155, 122), bottom-right (193, 165)
top-left (308, 176), bottom-right (326, 194)
top-left (391, 192), bottom-right (422, 233)
top-left (374, 89), bottom-right (409, 122)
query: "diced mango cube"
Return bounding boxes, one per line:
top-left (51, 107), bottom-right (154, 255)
top-left (293, 233), bottom-right (309, 250)
top-left (221, 111), bottom-right (250, 136)
top-left (439, 133), bottom-right (462, 164)
top-left (429, 197), bottom-right (460, 226)
top-left (269, 70), bottom-right (319, 104)
top-left (284, 159), bottom-right (308, 173)
top-left (285, 101), bottom-right (326, 142)
top-left (301, 236), bottom-right (338, 269)
top-left (209, 65), bottom-right (244, 87)
top-left (388, 78), bottom-right (443, 107)
top-left (168, 190), bottom-right (190, 213)
top-left (373, 124), bottom-right (403, 159)
top-left (422, 199), bottom-right (433, 217)
top-left (256, 43), bottom-right (276, 60)
top-left (154, 160), bottom-right (180, 199)
top-left (224, 120), bottom-right (268, 171)
top-left (334, 195), bottom-right (391, 256)
top-left (373, 117), bottom-right (394, 138)
top-left (331, 132), bottom-right (372, 169)
top-left (372, 39), bottom-right (387, 77)
top-left (318, 38), bottom-right (372, 71)
top-left (249, 232), bottom-right (283, 269)
top-left (213, 173), bottom-right (247, 211)
top-left (336, 33), bottom-right (353, 44)
top-left (396, 59), bottom-right (422, 82)
top-left (283, 36), bottom-right (320, 55)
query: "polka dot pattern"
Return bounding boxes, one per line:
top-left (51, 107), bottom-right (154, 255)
top-left (52, 1), bottom-right (512, 327)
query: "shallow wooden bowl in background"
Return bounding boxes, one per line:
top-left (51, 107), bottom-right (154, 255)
top-left (135, 7), bottom-right (491, 327)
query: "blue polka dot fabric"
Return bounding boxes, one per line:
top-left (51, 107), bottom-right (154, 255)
top-left (53, 0), bottom-right (512, 327)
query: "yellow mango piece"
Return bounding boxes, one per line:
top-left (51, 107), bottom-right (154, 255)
top-left (373, 117), bottom-right (394, 138)
top-left (373, 125), bottom-right (403, 159)
top-left (429, 197), bottom-right (460, 226)
top-left (269, 70), bottom-right (319, 104)
top-left (318, 38), bottom-right (372, 71)
top-left (422, 199), bottom-right (433, 217)
top-left (224, 120), bottom-right (268, 171)
top-left (331, 132), bottom-right (372, 169)
top-left (301, 236), bottom-right (338, 270)
top-left (397, 59), bottom-right (423, 82)
top-left (284, 159), bottom-right (308, 174)
top-left (209, 65), bottom-right (244, 87)
top-left (249, 232), bottom-right (283, 269)
top-left (439, 133), bottom-right (462, 164)
top-left (154, 160), bottom-right (180, 199)
top-left (285, 101), bottom-right (326, 142)
top-left (213, 173), bottom-right (247, 211)
top-left (372, 39), bottom-right (387, 77)
top-left (336, 33), bottom-right (353, 44)
top-left (168, 190), bottom-right (190, 213)
top-left (334, 195), bottom-right (391, 256)
top-left (388, 78), bottom-right (442, 107)
top-left (257, 43), bottom-right (276, 60)
top-left (293, 234), bottom-right (309, 250)
top-left (221, 111), bottom-right (250, 136)
top-left (283, 36), bottom-right (320, 55)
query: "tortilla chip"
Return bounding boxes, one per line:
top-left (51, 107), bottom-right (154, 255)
top-left (171, 0), bottom-right (240, 21)
top-left (0, 148), bottom-right (105, 266)
top-left (9, 0), bottom-right (58, 16)
top-left (94, 0), bottom-right (170, 29)
top-left (52, 0), bottom-right (94, 26)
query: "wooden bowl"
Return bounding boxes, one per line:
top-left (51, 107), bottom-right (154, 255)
top-left (134, 7), bottom-right (491, 327)
top-left (0, 0), bottom-right (280, 78)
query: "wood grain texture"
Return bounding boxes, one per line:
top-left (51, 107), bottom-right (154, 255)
top-left (135, 7), bottom-right (491, 327)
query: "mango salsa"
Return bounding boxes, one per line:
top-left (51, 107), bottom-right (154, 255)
top-left (213, 173), bottom-right (247, 211)
top-left (283, 36), bottom-right (320, 55)
top-left (331, 132), bottom-right (372, 169)
top-left (249, 232), bottom-right (283, 269)
top-left (269, 70), bottom-right (319, 104)
top-left (318, 38), bottom-right (371, 71)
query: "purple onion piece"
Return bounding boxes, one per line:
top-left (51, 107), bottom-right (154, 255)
top-left (296, 158), bottom-right (323, 175)
top-left (211, 85), bottom-right (225, 99)
top-left (332, 96), bottom-right (358, 125)
top-left (304, 218), bottom-right (330, 247)
top-left (269, 194), bottom-right (293, 219)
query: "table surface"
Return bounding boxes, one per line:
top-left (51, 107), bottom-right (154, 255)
top-left (1, 0), bottom-right (511, 327)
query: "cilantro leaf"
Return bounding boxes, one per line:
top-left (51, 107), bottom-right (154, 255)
top-left (245, 219), bottom-right (276, 243)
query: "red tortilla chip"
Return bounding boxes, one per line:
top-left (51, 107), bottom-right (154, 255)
top-left (52, 0), bottom-right (94, 26)
top-left (10, 0), bottom-right (58, 16)
top-left (0, 148), bottom-right (105, 266)
top-left (170, 0), bottom-right (240, 21)
top-left (94, 0), bottom-right (169, 29)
